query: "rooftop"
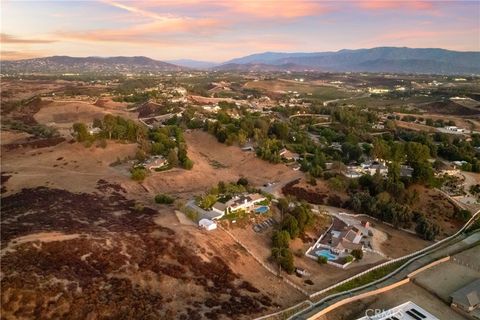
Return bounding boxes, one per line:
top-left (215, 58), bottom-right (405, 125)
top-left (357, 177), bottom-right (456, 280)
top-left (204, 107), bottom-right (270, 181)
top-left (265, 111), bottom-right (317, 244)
top-left (451, 279), bottom-right (480, 309)
top-left (356, 301), bottom-right (439, 320)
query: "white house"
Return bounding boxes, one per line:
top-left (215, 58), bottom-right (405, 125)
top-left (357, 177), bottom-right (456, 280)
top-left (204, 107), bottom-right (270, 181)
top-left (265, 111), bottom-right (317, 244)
top-left (199, 219), bottom-right (217, 231)
top-left (143, 156), bottom-right (168, 171)
top-left (361, 160), bottom-right (388, 176)
top-left (226, 193), bottom-right (266, 213)
top-left (210, 193), bottom-right (267, 218)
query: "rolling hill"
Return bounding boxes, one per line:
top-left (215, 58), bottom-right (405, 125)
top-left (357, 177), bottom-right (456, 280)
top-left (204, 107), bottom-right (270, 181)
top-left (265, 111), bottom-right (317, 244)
top-left (1, 56), bottom-right (185, 74)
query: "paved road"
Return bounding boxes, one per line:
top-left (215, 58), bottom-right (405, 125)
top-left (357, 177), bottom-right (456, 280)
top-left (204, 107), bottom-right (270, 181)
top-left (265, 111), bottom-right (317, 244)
top-left (293, 230), bottom-right (480, 319)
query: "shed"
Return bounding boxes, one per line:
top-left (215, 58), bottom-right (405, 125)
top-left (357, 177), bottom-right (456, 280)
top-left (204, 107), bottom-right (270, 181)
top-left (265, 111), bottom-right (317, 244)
top-left (199, 219), bottom-right (217, 231)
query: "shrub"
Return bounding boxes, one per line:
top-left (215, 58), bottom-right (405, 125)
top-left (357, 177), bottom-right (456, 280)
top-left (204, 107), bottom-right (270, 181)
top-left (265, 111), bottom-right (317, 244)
top-left (182, 158), bottom-right (194, 170)
top-left (131, 167), bottom-right (147, 181)
top-left (317, 256), bottom-right (328, 264)
top-left (155, 194), bottom-right (175, 204)
top-left (345, 255), bottom-right (354, 263)
top-left (351, 249), bottom-right (363, 260)
top-left (237, 177), bottom-right (249, 186)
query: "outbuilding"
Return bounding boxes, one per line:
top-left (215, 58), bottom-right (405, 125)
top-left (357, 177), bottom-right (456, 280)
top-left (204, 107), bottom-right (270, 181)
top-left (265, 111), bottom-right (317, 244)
top-left (199, 219), bottom-right (217, 231)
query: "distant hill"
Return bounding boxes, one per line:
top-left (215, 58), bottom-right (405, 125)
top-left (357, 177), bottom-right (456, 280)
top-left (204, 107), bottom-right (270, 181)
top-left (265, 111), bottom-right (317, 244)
top-left (166, 59), bottom-right (219, 69)
top-left (213, 62), bottom-right (306, 72)
top-left (221, 47), bottom-right (480, 75)
top-left (1, 56), bottom-right (185, 74)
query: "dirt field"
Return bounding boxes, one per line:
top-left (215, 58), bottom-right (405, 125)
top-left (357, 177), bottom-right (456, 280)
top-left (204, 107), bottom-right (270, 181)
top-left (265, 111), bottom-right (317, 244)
top-left (1, 137), bottom-right (138, 195)
top-left (141, 130), bottom-right (301, 199)
top-left (282, 179), bottom-right (349, 206)
top-left (34, 100), bottom-right (137, 136)
top-left (394, 120), bottom-right (436, 132)
top-left (1, 128), bottom-right (306, 319)
top-left (0, 182), bottom-right (304, 319)
top-left (0, 130), bottom-right (33, 145)
top-left (408, 185), bottom-right (464, 238)
top-left (395, 111), bottom-right (480, 131)
top-left (0, 79), bottom-right (68, 102)
top-left (317, 281), bottom-right (464, 320)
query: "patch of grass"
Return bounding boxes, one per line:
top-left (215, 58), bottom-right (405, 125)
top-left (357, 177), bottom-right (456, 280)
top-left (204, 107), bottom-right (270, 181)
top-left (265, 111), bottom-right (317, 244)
top-left (154, 164), bottom-right (172, 172)
top-left (154, 194), bottom-right (175, 205)
top-left (325, 259), bottom-right (407, 296)
top-left (184, 207), bottom-right (199, 223)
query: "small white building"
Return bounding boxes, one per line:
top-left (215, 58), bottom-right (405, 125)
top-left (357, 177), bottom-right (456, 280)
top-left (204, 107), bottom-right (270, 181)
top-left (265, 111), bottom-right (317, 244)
top-left (199, 219), bottom-right (217, 231)
top-left (143, 156), bottom-right (168, 171)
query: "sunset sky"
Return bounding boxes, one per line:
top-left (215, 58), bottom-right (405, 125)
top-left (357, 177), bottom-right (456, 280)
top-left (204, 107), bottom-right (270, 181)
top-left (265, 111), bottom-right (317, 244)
top-left (1, 0), bottom-right (479, 61)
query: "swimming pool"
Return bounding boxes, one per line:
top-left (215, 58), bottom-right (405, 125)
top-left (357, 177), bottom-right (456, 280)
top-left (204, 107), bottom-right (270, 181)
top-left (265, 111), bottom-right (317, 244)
top-left (315, 249), bottom-right (337, 261)
top-left (255, 206), bottom-right (269, 214)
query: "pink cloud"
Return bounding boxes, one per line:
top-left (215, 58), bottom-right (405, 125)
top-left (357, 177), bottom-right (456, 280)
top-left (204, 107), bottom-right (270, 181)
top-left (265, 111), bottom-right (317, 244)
top-left (1, 33), bottom-right (56, 44)
top-left (357, 0), bottom-right (434, 11)
top-left (222, 0), bottom-right (333, 19)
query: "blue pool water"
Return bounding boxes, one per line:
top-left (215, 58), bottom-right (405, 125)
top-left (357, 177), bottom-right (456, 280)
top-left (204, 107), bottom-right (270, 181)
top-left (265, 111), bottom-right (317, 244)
top-left (255, 206), bottom-right (269, 214)
top-left (315, 249), bottom-right (337, 261)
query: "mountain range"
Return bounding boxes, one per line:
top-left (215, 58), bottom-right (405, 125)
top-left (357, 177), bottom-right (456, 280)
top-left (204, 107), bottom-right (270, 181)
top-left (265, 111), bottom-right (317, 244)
top-left (219, 47), bottom-right (480, 74)
top-left (1, 56), bottom-right (184, 74)
top-left (2, 47), bottom-right (479, 75)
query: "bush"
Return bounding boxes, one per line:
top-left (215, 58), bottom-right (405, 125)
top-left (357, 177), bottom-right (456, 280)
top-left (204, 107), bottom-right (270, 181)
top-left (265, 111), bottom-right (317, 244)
top-left (415, 215), bottom-right (440, 240)
top-left (317, 256), bottom-right (328, 264)
top-left (182, 158), bottom-right (194, 170)
top-left (456, 209), bottom-right (472, 222)
top-left (155, 194), bottom-right (174, 204)
top-left (351, 249), bottom-right (363, 260)
top-left (345, 255), bottom-right (354, 263)
top-left (237, 177), bottom-right (249, 186)
top-left (131, 167), bottom-right (147, 181)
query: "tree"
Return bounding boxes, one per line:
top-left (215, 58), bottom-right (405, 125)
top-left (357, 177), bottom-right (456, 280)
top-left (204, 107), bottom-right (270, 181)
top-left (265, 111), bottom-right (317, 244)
top-left (73, 122), bottom-right (90, 142)
top-left (372, 138), bottom-right (390, 160)
top-left (270, 121), bottom-right (290, 140)
top-left (93, 118), bottom-right (102, 128)
top-left (272, 230), bottom-right (290, 249)
top-left (271, 247), bottom-right (295, 274)
top-left (351, 249), bottom-right (363, 260)
top-left (103, 114), bottom-right (116, 140)
top-left (198, 193), bottom-right (217, 210)
top-left (167, 149), bottom-right (179, 167)
top-left (415, 215), bottom-right (440, 241)
top-left (282, 214), bottom-right (300, 239)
